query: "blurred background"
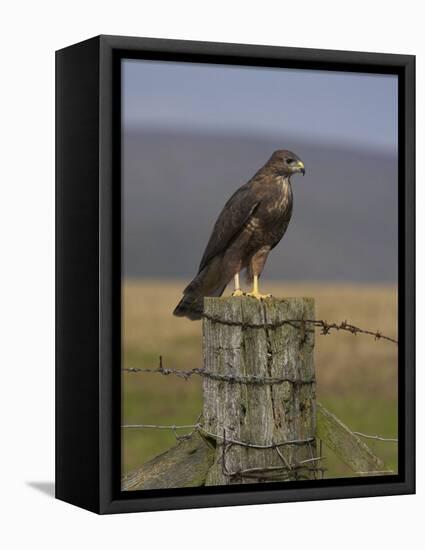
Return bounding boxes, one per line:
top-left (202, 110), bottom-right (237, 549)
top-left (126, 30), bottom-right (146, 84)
top-left (121, 59), bottom-right (398, 481)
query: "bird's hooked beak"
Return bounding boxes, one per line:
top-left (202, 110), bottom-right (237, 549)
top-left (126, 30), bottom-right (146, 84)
top-left (296, 160), bottom-right (305, 176)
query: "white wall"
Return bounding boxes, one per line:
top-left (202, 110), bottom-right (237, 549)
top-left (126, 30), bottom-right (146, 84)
top-left (1, 1), bottom-right (422, 548)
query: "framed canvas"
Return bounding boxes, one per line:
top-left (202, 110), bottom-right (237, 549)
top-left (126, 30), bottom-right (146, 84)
top-left (56, 35), bottom-right (415, 514)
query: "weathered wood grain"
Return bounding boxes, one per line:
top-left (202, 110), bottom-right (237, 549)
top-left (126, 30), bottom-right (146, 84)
top-left (202, 296), bottom-right (317, 485)
top-left (121, 432), bottom-right (215, 491)
top-left (316, 402), bottom-right (391, 475)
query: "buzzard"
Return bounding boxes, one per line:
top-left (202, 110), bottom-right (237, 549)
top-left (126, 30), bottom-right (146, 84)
top-left (173, 150), bottom-right (305, 320)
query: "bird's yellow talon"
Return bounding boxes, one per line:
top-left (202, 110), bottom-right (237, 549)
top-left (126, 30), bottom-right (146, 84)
top-left (246, 291), bottom-right (272, 300)
top-left (232, 289), bottom-right (245, 297)
top-left (245, 275), bottom-right (272, 300)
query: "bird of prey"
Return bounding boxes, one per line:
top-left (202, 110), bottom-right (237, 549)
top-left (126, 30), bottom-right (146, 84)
top-left (173, 150), bottom-right (305, 320)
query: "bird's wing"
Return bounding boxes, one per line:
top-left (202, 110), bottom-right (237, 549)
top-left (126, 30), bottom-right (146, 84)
top-left (198, 183), bottom-right (260, 273)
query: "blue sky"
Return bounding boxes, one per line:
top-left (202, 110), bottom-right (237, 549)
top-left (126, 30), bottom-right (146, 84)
top-left (123, 59), bottom-right (398, 153)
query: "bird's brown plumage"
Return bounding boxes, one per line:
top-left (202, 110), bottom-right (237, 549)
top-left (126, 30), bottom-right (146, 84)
top-left (173, 150), bottom-right (305, 320)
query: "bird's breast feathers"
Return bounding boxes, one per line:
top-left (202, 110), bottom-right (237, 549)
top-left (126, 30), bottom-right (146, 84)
top-left (264, 176), bottom-right (293, 214)
top-left (242, 177), bottom-right (292, 241)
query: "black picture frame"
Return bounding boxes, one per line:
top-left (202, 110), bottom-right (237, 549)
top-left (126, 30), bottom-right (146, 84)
top-left (56, 34), bottom-right (415, 514)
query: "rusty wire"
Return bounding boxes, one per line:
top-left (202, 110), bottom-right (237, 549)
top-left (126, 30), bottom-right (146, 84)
top-left (122, 316), bottom-right (397, 383)
top-left (121, 421), bottom-right (397, 449)
top-left (122, 423), bottom-right (198, 430)
top-left (202, 313), bottom-right (398, 344)
top-left (199, 425), bottom-right (315, 449)
top-left (353, 431), bottom-right (398, 443)
top-left (122, 421), bottom-right (314, 449)
top-left (218, 429), bottom-right (325, 481)
top-left (121, 420), bottom-right (397, 479)
top-left (122, 356), bottom-right (315, 385)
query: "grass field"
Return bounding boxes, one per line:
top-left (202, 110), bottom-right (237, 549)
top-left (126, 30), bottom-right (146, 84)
top-left (122, 279), bottom-right (398, 482)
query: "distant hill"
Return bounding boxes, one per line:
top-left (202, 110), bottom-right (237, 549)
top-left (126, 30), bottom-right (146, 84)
top-left (123, 128), bottom-right (398, 283)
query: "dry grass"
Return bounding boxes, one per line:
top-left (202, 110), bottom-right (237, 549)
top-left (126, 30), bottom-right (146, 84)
top-left (122, 279), bottom-right (398, 480)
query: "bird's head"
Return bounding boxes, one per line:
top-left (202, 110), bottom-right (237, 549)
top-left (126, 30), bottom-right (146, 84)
top-left (269, 150), bottom-right (305, 177)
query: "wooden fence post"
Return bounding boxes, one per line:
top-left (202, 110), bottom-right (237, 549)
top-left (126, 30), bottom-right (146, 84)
top-left (202, 296), bottom-right (317, 485)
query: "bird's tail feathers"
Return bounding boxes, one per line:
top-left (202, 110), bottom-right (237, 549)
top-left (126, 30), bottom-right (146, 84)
top-left (174, 263), bottom-right (227, 320)
top-left (173, 293), bottom-right (205, 320)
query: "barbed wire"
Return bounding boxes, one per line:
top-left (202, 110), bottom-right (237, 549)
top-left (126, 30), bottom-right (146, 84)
top-left (122, 421), bottom-right (397, 447)
top-left (122, 359), bottom-right (202, 380)
top-left (353, 431), bottom-right (398, 443)
top-left (308, 319), bottom-right (398, 344)
top-left (199, 426), bottom-right (315, 449)
top-left (221, 456), bottom-right (327, 480)
top-left (122, 421), bottom-right (313, 448)
top-left (122, 356), bottom-right (315, 385)
top-left (122, 315), bottom-right (396, 387)
top-left (218, 429), bottom-right (326, 481)
top-left (202, 313), bottom-right (398, 344)
top-left (121, 421), bottom-right (397, 480)
top-left (122, 423), bottom-right (197, 430)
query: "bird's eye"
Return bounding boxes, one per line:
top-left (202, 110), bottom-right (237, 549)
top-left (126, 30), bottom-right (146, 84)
top-left (285, 158), bottom-right (296, 165)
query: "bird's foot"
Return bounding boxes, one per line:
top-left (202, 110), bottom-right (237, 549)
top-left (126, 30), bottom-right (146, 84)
top-left (232, 289), bottom-right (245, 297)
top-left (245, 291), bottom-right (272, 300)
